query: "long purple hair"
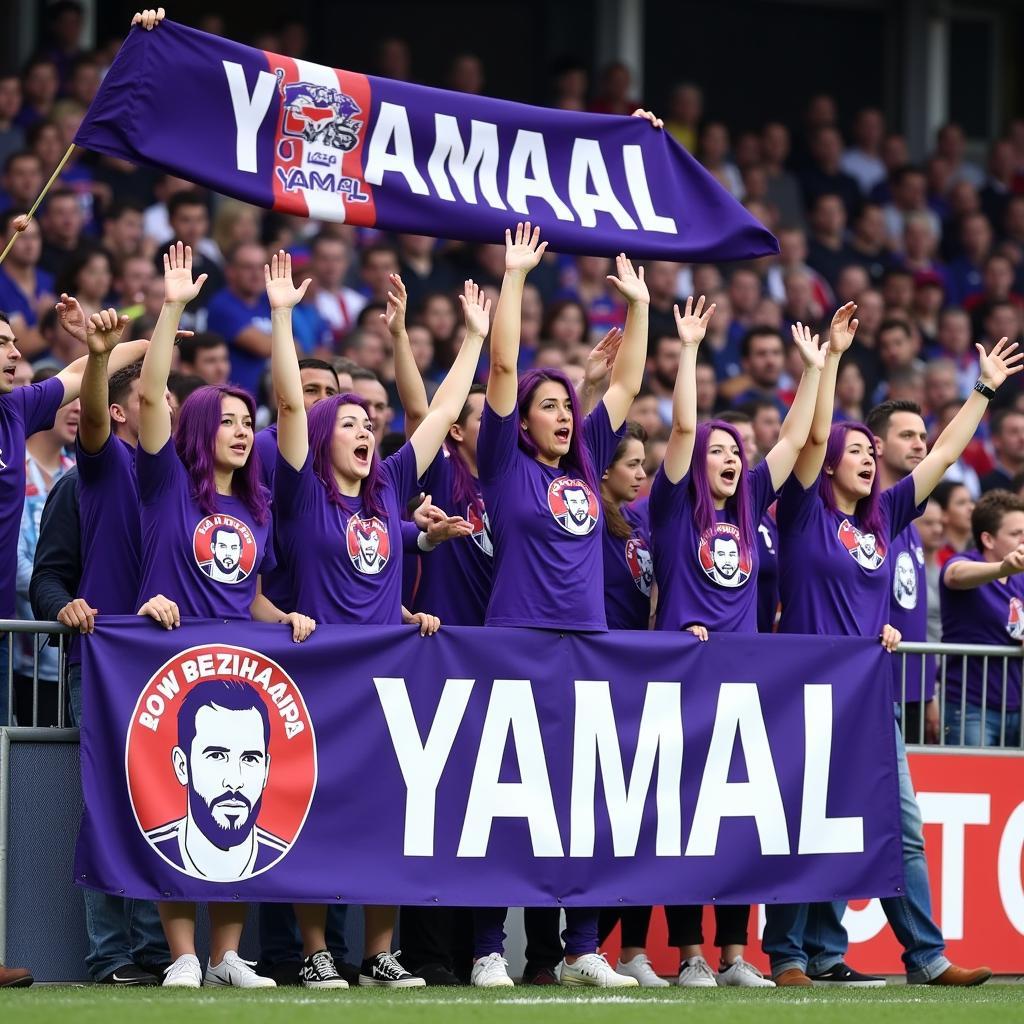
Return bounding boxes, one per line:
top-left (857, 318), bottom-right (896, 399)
top-left (516, 367), bottom-right (599, 494)
top-left (819, 421), bottom-right (884, 537)
top-left (449, 383), bottom-right (485, 518)
top-left (174, 384), bottom-right (269, 525)
top-left (307, 392), bottom-right (387, 519)
top-left (689, 420), bottom-right (754, 555)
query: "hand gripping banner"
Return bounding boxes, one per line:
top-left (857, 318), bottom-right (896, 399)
top-left (75, 619), bottom-right (903, 906)
top-left (74, 20), bottom-right (778, 261)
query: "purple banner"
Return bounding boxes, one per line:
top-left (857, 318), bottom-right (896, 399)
top-left (75, 619), bottom-right (903, 906)
top-left (75, 20), bottom-right (778, 261)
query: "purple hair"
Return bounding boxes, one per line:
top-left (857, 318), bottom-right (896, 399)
top-left (306, 393), bottom-right (387, 519)
top-left (819, 421), bottom-right (884, 537)
top-left (449, 384), bottom-right (485, 518)
top-left (174, 384), bottom-right (269, 525)
top-left (516, 367), bottom-right (599, 494)
top-left (689, 420), bottom-right (754, 555)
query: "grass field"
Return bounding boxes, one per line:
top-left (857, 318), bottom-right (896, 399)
top-left (2, 984), bottom-right (1022, 1024)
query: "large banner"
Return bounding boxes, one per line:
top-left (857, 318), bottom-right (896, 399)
top-left (75, 620), bottom-right (903, 906)
top-left (74, 20), bottom-right (778, 262)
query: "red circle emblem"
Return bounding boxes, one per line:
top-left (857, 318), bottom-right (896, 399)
top-left (625, 536), bottom-right (653, 595)
top-left (547, 476), bottom-right (599, 536)
top-left (192, 514), bottom-right (258, 585)
top-left (125, 643), bottom-right (317, 881)
top-left (697, 523), bottom-right (752, 589)
top-left (346, 514), bottom-right (391, 575)
top-left (467, 501), bottom-right (493, 556)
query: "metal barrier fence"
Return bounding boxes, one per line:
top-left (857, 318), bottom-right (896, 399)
top-left (2, 622), bottom-right (1023, 751)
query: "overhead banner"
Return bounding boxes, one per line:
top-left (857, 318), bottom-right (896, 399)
top-left (74, 20), bottom-right (778, 261)
top-left (75, 620), bottom-right (903, 905)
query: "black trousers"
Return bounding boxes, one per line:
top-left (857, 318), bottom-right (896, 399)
top-left (598, 906), bottom-right (654, 949)
top-left (13, 674), bottom-right (60, 727)
top-left (399, 906), bottom-right (475, 980)
top-left (664, 904), bottom-right (749, 948)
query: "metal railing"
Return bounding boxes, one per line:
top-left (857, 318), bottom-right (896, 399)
top-left (1, 620), bottom-right (71, 729)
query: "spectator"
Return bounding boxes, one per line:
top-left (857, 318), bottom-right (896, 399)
top-left (934, 479), bottom-right (976, 566)
top-left (101, 200), bottom-right (147, 265)
top-left (806, 193), bottom-right (856, 290)
top-left (589, 61), bottom-right (637, 116)
top-left (841, 108), bottom-right (887, 195)
top-left (945, 212), bottom-right (993, 305)
top-left (15, 57), bottom-right (59, 130)
top-left (917, 498), bottom-right (945, 642)
top-left (924, 359), bottom-right (960, 420)
top-left (760, 121), bottom-right (805, 228)
top-left (447, 53), bottom-right (484, 95)
top-left (766, 227), bottom-right (832, 311)
top-left (835, 264), bottom-right (871, 304)
top-left (42, 1), bottom-right (86, 88)
top-left (38, 188), bottom-right (89, 279)
top-left (155, 191), bottom-right (225, 306)
top-left (559, 255), bottom-right (626, 336)
top-left (415, 291), bottom-right (459, 366)
top-left (732, 327), bottom-right (787, 414)
top-left (834, 361), bottom-right (866, 422)
top-left (695, 359), bottom-right (718, 422)
top-left (644, 260), bottom-right (682, 345)
top-left (178, 332), bottom-right (231, 385)
top-left (963, 255), bottom-right (1024, 325)
top-left (0, 151), bottom-right (43, 215)
top-left (628, 386), bottom-right (663, 438)
top-left (980, 408), bottom-right (1024, 492)
top-left (884, 165), bottom-right (941, 249)
top-left (350, 366), bottom-right (393, 444)
top-left (360, 244), bottom-right (400, 303)
top-left (900, 213), bottom-right (945, 284)
top-left (65, 55), bottom-right (101, 109)
top-left (881, 267), bottom-right (915, 313)
top-left (211, 199), bottom-right (261, 258)
top-left (0, 212), bottom-right (54, 358)
top-left (0, 74), bottom-right (25, 168)
top-left (550, 58), bottom-right (588, 112)
top-left (934, 122), bottom-right (985, 190)
top-left (205, 241), bottom-right (273, 398)
top-left (397, 234), bottom-right (456, 312)
top-left (698, 122), bottom-right (743, 199)
top-left (878, 319), bottom-right (924, 391)
top-left (799, 126), bottom-right (861, 217)
top-left (55, 249), bottom-right (113, 322)
top-left (740, 397), bottom-right (782, 461)
top-left (929, 308), bottom-right (978, 396)
top-left (913, 275), bottom-right (945, 348)
top-left (846, 203), bottom-right (893, 283)
top-left (982, 139), bottom-right (1016, 228)
top-left (307, 233), bottom-right (367, 347)
top-left (111, 254), bottom-right (155, 314)
top-left (665, 82), bottom-right (702, 153)
top-left (644, 333), bottom-right (681, 425)
top-left (780, 269), bottom-right (824, 332)
top-left (375, 37), bottom-right (411, 81)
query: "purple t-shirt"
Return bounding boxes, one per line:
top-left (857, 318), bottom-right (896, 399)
top-left (756, 511), bottom-right (780, 634)
top-left (0, 377), bottom-right (64, 617)
top-left (603, 501), bottom-right (653, 631)
top-left (650, 460), bottom-right (776, 633)
top-left (273, 443), bottom-right (419, 624)
top-left (413, 447), bottom-right (493, 626)
top-left (75, 435), bottom-right (141, 663)
top-left (255, 424), bottom-right (277, 490)
top-left (778, 474), bottom-right (921, 638)
top-left (888, 522), bottom-right (935, 703)
top-left (478, 400), bottom-right (624, 631)
top-left (939, 552), bottom-right (1024, 712)
top-left (136, 441), bottom-right (274, 619)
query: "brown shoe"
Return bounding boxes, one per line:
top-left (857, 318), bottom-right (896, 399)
top-left (0, 966), bottom-right (33, 988)
top-left (774, 967), bottom-right (813, 987)
top-left (926, 965), bottom-right (992, 987)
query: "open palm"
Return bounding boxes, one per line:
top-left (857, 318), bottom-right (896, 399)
top-left (163, 241), bottom-right (207, 305)
top-left (264, 249), bottom-right (310, 310)
top-left (504, 221), bottom-right (547, 274)
top-left (379, 272), bottom-right (408, 335)
top-left (459, 279), bottom-right (491, 337)
top-left (790, 321), bottom-right (827, 370)
top-left (673, 294), bottom-right (716, 347)
top-left (606, 253), bottom-right (649, 304)
top-left (828, 302), bottom-right (859, 354)
top-left (977, 336), bottom-right (1024, 390)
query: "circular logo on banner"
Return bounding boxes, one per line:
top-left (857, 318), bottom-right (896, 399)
top-left (625, 536), bottom-right (653, 595)
top-left (547, 476), bottom-right (599, 536)
top-left (837, 518), bottom-right (886, 570)
top-left (697, 523), bottom-right (752, 588)
top-left (125, 644), bottom-right (317, 882)
top-left (346, 515), bottom-right (391, 575)
top-left (192, 515), bottom-right (258, 585)
top-left (467, 501), bottom-right (493, 557)
top-left (893, 551), bottom-right (918, 610)
top-left (1008, 597), bottom-right (1024, 641)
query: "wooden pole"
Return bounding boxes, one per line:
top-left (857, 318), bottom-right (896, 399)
top-left (0, 143), bottom-right (77, 267)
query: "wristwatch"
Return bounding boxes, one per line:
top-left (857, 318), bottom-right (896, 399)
top-left (974, 379), bottom-right (997, 400)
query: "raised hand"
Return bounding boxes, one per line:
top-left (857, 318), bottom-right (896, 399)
top-left (790, 321), bottom-right (827, 371)
top-left (163, 241), bottom-right (208, 306)
top-left (379, 272), bottom-right (408, 336)
top-left (458, 279), bottom-right (492, 338)
top-left (583, 327), bottom-right (624, 388)
top-left (264, 249), bottom-right (310, 310)
top-left (631, 108), bottom-right (664, 129)
top-left (55, 293), bottom-right (88, 345)
top-left (673, 294), bottom-right (716, 348)
top-left (131, 8), bottom-right (165, 30)
top-left (827, 301), bottom-right (859, 354)
top-left (1000, 541), bottom-right (1024, 577)
top-left (504, 221), bottom-right (548, 275)
top-left (606, 253), bottom-right (649, 305)
top-left (977, 336), bottom-right (1024, 391)
top-left (86, 307), bottom-right (130, 355)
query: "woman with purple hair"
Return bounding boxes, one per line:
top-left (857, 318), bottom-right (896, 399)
top-left (134, 243), bottom-right (316, 991)
top-left (469, 223), bottom-right (648, 990)
top-left (649, 295), bottom-right (825, 989)
top-left (762, 308), bottom-right (1021, 987)
top-left (266, 251), bottom-right (490, 990)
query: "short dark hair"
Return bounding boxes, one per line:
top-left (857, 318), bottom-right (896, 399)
top-left (878, 318), bottom-right (912, 340)
top-left (349, 366), bottom-right (380, 384)
top-left (718, 409), bottom-right (753, 426)
top-left (178, 332), bottom-right (227, 365)
top-left (361, 243), bottom-right (398, 267)
top-left (177, 679), bottom-right (270, 756)
top-left (167, 190), bottom-right (209, 220)
top-left (166, 371), bottom-right (206, 405)
top-left (0, 311), bottom-right (10, 327)
top-left (932, 479), bottom-right (969, 511)
top-left (890, 164), bottom-right (925, 187)
top-left (740, 326), bottom-right (784, 360)
top-left (972, 489), bottom-right (1024, 550)
top-left (990, 407), bottom-right (1024, 438)
top-left (3, 150), bottom-right (41, 175)
top-left (740, 397), bottom-right (780, 419)
top-left (866, 399), bottom-right (923, 439)
top-left (105, 199), bottom-right (144, 222)
top-left (649, 333), bottom-right (681, 357)
top-left (298, 358), bottom-right (340, 386)
top-left (32, 366), bottom-right (58, 384)
top-left (108, 360), bottom-right (143, 408)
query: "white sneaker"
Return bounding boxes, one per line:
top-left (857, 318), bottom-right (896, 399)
top-left (677, 955), bottom-right (718, 987)
top-left (471, 953), bottom-right (514, 988)
top-left (561, 953), bottom-right (639, 988)
top-left (616, 953), bottom-right (670, 988)
top-left (717, 956), bottom-right (776, 988)
top-left (163, 954), bottom-right (202, 989)
top-left (204, 950), bottom-right (277, 988)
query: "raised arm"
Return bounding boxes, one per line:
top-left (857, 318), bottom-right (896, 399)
top-left (662, 295), bottom-right (716, 483)
top-left (912, 337), bottom-right (1023, 504)
top-left (944, 543), bottom-right (1024, 591)
top-left (578, 328), bottom-right (623, 416)
top-left (793, 302), bottom-right (858, 487)
top-left (78, 308), bottom-right (131, 454)
top-left (602, 255), bottom-right (650, 429)
top-left (764, 323), bottom-right (826, 491)
top-left (139, 242), bottom-right (207, 454)
top-left (409, 280), bottom-right (489, 478)
top-left (487, 222), bottom-right (547, 416)
top-left (265, 250), bottom-right (311, 471)
top-left (381, 273), bottom-right (430, 437)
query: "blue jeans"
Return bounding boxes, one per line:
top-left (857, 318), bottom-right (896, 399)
top-left (945, 702), bottom-right (1022, 747)
top-left (258, 903), bottom-right (350, 964)
top-left (763, 717), bottom-right (949, 981)
top-left (70, 665), bottom-right (170, 979)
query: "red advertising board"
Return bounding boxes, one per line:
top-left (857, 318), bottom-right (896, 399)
top-left (602, 751), bottom-right (1024, 976)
